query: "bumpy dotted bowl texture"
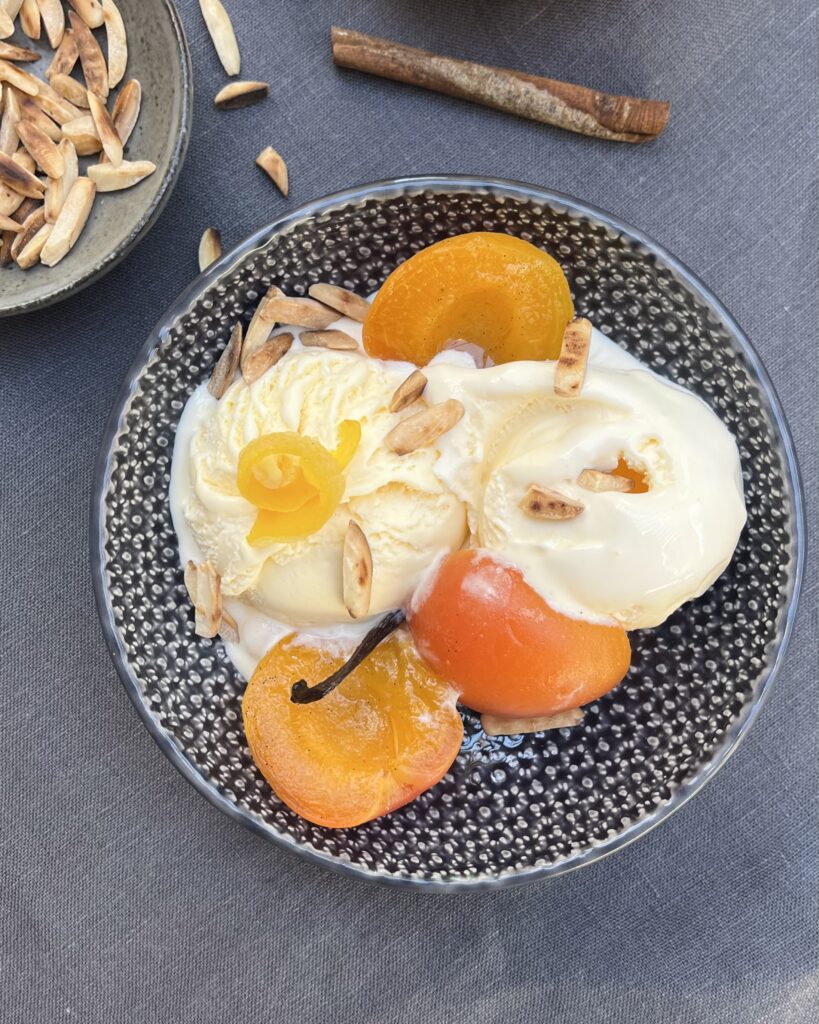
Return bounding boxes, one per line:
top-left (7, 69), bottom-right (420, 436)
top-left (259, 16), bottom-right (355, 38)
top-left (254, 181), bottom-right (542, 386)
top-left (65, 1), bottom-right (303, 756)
top-left (93, 178), bottom-right (804, 889)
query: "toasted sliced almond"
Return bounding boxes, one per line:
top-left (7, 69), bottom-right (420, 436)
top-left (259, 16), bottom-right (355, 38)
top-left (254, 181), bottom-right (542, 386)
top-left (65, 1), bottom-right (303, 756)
top-left (258, 286), bottom-right (336, 329)
top-left (385, 399), bottom-right (464, 455)
top-left (519, 485), bottom-right (584, 520)
top-left (110, 77), bottom-right (140, 145)
top-left (219, 608), bottom-right (239, 644)
top-left (0, 60), bottom-right (40, 97)
top-left (389, 369), bottom-right (427, 413)
top-left (0, 194), bottom-right (36, 258)
top-left (102, 0), bottom-right (126, 89)
top-left (198, 226), bottom-right (221, 271)
top-left (255, 145), bottom-right (287, 196)
top-left (31, 79), bottom-right (83, 124)
top-left (17, 92), bottom-right (62, 142)
top-left (207, 323), bottom-right (242, 398)
top-left (2, 2), bottom-right (25, 21)
top-left (49, 72), bottom-right (89, 108)
top-left (0, 190), bottom-right (34, 223)
top-left (44, 137), bottom-right (77, 222)
top-left (184, 560), bottom-right (223, 639)
top-left (307, 283), bottom-right (369, 323)
top-left (214, 79), bottom-right (268, 110)
top-left (0, 212), bottom-right (22, 231)
top-left (577, 468), bottom-right (634, 493)
top-left (61, 113), bottom-right (101, 155)
top-left (19, 0), bottom-right (41, 41)
top-left (40, 174), bottom-right (94, 265)
top-left (343, 520), bottom-right (373, 619)
top-left (0, 87), bottom-right (18, 156)
top-left (86, 158), bottom-right (154, 190)
top-left (183, 560), bottom-right (198, 604)
top-left (0, 11), bottom-right (14, 40)
top-left (0, 42), bottom-right (40, 62)
top-left (300, 329), bottom-right (358, 351)
top-left (199, 0), bottom-right (240, 76)
top-left (16, 119), bottom-right (63, 177)
top-left (36, 0), bottom-right (65, 48)
top-left (12, 148), bottom-right (36, 174)
top-left (241, 332), bottom-right (293, 385)
top-left (15, 219), bottom-right (50, 267)
top-left (10, 203), bottom-right (44, 258)
top-left (68, 11), bottom-right (108, 98)
top-left (0, 150), bottom-right (44, 197)
top-left (481, 708), bottom-right (584, 736)
top-left (86, 89), bottom-right (121, 165)
top-left (46, 31), bottom-right (78, 79)
top-left (555, 316), bottom-right (592, 398)
top-left (243, 287), bottom-right (276, 351)
top-left (0, 184), bottom-right (24, 216)
top-left (67, 0), bottom-right (103, 28)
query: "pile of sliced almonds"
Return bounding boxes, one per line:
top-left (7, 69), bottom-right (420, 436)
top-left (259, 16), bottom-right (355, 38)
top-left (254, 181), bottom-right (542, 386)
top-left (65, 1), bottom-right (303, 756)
top-left (205, 281), bottom-right (372, 397)
top-left (0, 0), bottom-right (155, 271)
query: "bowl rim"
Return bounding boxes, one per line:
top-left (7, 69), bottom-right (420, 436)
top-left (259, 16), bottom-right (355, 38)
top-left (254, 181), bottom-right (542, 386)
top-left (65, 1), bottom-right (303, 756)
top-left (0, 0), bottom-right (193, 318)
top-left (90, 175), bottom-right (807, 890)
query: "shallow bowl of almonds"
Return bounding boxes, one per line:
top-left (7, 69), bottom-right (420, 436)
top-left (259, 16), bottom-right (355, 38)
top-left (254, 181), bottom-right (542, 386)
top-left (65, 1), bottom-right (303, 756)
top-left (92, 176), bottom-right (804, 889)
top-left (0, 0), bottom-right (190, 315)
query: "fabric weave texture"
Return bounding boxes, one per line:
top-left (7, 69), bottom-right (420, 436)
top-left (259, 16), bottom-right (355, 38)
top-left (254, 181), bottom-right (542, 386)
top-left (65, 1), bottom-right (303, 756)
top-left (1, 1), bottom-right (816, 1021)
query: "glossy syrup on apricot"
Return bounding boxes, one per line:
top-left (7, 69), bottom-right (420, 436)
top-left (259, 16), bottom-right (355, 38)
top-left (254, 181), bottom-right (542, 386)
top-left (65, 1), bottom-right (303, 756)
top-left (409, 550), bottom-right (631, 718)
top-left (242, 631), bottom-right (463, 828)
top-left (363, 232), bottom-right (574, 365)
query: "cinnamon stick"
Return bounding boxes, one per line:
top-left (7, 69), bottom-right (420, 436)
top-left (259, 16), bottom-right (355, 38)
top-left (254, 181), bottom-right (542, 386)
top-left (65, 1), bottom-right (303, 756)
top-left (331, 27), bottom-right (669, 143)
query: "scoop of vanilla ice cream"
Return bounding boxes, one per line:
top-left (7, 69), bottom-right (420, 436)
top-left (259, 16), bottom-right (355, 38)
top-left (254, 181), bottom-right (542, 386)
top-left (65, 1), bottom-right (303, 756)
top-left (173, 348), bottom-right (467, 625)
top-left (424, 338), bottom-right (746, 630)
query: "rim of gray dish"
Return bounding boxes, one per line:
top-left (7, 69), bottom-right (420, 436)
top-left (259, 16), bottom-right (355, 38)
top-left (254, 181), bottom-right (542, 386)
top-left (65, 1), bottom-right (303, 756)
top-left (0, 0), bottom-right (192, 318)
top-left (91, 176), bottom-right (806, 890)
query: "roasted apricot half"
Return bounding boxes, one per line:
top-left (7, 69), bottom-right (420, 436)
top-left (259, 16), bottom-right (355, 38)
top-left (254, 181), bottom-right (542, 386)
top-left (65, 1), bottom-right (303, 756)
top-left (242, 632), bottom-right (463, 828)
top-left (409, 550), bottom-right (631, 717)
top-left (363, 232), bottom-right (574, 365)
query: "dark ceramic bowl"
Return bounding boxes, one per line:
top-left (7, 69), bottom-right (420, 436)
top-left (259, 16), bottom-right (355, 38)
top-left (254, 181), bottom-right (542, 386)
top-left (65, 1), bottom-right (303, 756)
top-left (92, 177), bottom-right (805, 889)
top-left (0, 0), bottom-right (191, 317)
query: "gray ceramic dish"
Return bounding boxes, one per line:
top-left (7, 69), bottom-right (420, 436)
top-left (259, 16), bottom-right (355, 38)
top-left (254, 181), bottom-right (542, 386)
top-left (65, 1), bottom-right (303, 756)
top-left (92, 177), bottom-right (805, 889)
top-left (0, 0), bottom-right (191, 317)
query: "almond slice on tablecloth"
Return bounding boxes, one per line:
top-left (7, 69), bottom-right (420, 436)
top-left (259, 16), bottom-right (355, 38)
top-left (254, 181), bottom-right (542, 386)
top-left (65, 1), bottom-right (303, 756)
top-left (198, 226), bottom-right (221, 271)
top-left (199, 0), bottom-right (240, 76)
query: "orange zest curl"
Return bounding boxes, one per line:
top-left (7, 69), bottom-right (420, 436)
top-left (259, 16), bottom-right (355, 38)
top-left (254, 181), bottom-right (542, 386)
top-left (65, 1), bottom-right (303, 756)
top-left (237, 420), bottom-right (361, 545)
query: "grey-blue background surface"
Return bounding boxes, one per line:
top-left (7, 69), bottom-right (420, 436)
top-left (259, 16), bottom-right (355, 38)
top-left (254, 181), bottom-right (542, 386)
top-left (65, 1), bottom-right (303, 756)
top-left (1, 1), bottom-right (817, 1021)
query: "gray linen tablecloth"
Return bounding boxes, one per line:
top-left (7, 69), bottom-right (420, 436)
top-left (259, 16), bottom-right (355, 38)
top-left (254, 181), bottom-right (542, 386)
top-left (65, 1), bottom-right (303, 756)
top-left (2, 2), bottom-right (816, 1021)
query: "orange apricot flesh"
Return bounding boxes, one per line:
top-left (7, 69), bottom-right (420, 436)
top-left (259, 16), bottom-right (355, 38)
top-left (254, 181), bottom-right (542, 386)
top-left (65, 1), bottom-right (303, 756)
top-left (242, 632), bottom-right (463, 828)
top-left (363, 232), bottom-right (574, 365)
top-left (408, 550), bottom-right (631, 718)
top-left (611, 454), bottom-right (650, 493)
